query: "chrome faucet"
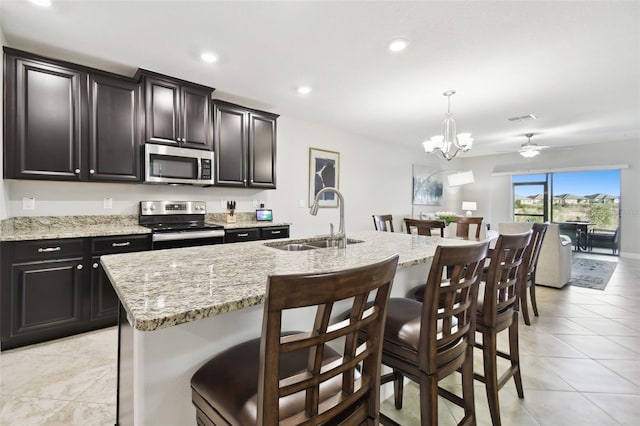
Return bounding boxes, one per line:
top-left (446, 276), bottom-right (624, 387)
top-left (310, 187), bottom-right (346, 248)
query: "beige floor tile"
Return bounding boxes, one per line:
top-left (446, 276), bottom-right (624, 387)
top-left (521, 389), bottom-right (620, 425)
top-left (41, 400), bottom-right (115, 426)
top-left (518, 330), bottom-right (589, 358)
top-left (543, 357), bottom-right (639, 394)
top-left (606, 335), bottom-right (640, 353)
top-left (0, 395), bottom-right (70, 426)
top-left (553, 334), bottom-right (639, 360)
top-left (597, 359), bottom-right (640, 388)
top-left (583, 393), bottom-right (640, 425)
top-left (567, 317), bottom-right (639, 337)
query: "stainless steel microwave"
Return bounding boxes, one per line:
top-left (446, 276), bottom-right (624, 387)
top-left (144, 144), bottom-right (214, 185)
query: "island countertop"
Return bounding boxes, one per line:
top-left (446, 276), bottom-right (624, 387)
top-left (101, 230), bottom-right (478, 332)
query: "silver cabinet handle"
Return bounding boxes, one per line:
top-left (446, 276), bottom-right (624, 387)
top-left (89, 169), bottom-right (95, 174)
top-left (271, 230), bottom-right (281, 234)
top-left (77, 264), bottom-right (83, 270)
top-left (112, 242), bottom-right (131, 247)
top-left (237, 233), bottom-right (249, 237)
top-left (93, 263), bottom-right (99, 269)
top-left (74, 169), bottom-right (80, 174)
top-left (38, 247), bottom-right (61, 253)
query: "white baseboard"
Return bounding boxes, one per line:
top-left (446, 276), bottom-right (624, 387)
top-left (620, 252), bottom-right (640, 260)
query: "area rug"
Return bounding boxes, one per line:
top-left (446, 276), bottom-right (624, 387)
top-left (570, 257), bottom-right (617, 290)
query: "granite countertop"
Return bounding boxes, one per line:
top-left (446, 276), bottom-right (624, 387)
top-left (0, 215), bottom-right (151, 242)
top-left (100, 230), bottom-right (479, 332)
top-left (0, 214), bottom-right (290, 242)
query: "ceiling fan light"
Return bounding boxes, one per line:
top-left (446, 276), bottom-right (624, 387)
top-left (520, 149), bottom-right (540, 158)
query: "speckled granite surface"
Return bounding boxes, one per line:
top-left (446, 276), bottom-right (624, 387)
top-left (101, 230), bottom-right (480, 332)
top-left (0, 214), bottom-right (287, 241)
top-left (0, 215), bottom-right (151, 241)
top-left (206, 212), bottom-right (290, 229)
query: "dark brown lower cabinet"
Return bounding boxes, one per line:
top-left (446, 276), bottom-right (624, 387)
top-left (224, 226), bottom-right (290, 243)
top-left (1, 234), bottom-right (151, 350)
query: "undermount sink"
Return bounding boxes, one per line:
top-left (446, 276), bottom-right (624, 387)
top-left (272, 243), bottom-right (318, 251)
top-left (264, 238), bottom-right (364, 251)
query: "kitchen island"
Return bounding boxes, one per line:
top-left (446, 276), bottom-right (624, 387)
top-left (101, 230), bottom-right (479, 425)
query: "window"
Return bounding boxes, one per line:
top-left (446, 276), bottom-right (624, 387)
top-left (512, 170), bottom-right (620, 230)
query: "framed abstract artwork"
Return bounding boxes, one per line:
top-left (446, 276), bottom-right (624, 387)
top-left (412, 165), bottom-right (443, 206)
top-left (309, 148), bottom-right (340, 208)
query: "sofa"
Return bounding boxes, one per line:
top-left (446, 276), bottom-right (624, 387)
top-left (498, 222), bottom-right (572, 288)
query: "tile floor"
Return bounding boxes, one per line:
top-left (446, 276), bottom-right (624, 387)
top-left (1, 253), bottom-right (638, 425)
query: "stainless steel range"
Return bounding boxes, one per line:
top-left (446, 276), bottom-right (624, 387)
top-left (139, 201), bottom-right (225, 249)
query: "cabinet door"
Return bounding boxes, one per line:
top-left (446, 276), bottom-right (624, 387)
top-left (3, 258), bottom-right (85, 349)
top-left (89, 256), bottom-right (119, 326)
top-left (180, 86), bottom-right (212, 150)
top-left (143, 76), bottom-right (180, 146)
top-left (88, 74), bottom-right (141, 182)
top-left (6, 56), bottom-right (84, 180)
top-left (213, 102), bottom-right (247, 186)
top-left (249, 112), bottom-right (277, 188)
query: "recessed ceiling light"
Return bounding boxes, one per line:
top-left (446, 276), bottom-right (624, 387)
top-left (200, 52), bottom-right (218, 63)
top-left (29, 0), bottom-right (52, 6)
top-left (297, 86), bottom-right (312, 95)
top-left (388, 38), bottom-right (408, 52)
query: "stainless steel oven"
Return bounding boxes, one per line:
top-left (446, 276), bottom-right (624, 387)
top-left (139, 201), bottom-right (224, 249)
top-left (144, 144), bottom-right (214, 185)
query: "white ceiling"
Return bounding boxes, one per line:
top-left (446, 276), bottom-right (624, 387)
top-left (1, 0), bottom-right (638, 158)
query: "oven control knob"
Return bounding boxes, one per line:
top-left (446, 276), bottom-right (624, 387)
top-left (150, 205), bottom-right (156, 211)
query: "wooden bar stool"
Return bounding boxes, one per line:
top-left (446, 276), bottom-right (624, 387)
top-left (374, 242), bottom-right (490, 425)
top-left (474, 231), bottom-right (531, 426)
top-left (191, 255), bottom-right (398, 425)
top-left (519, 223), bottom-right (548, 325)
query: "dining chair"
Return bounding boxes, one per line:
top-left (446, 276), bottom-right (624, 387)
top-left (454, 216), bottom-right (484, 239)
top-left (404, 218), bottom-right (446, 237)
top-left (191, 255), bottom-right (398, 426)
top-left (373, 214), bottom-right (394, 232)
top-left (474, 231), bottom-right (531, 426)
top-left (373, 242), bottom-right (490, 425)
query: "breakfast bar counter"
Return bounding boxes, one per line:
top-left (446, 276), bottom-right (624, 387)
top-left (101, 230), bottom-right (478, 425)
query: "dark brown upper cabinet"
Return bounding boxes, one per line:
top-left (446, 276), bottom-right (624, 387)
top-left (4, 51), bottom-right (85, 181)
top-left (213, 100), bottom-right (278, 188)
top-left (3, 48), bottom-right (142, 182)
top-left (88, 73), bottom-right (141, 182)
top-left (136, 70), bottom-right (214, 151)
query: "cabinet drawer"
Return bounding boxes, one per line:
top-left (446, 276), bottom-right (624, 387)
top-left (260, 226), bottom-right (290, 240)
top-left (225, 228), bottom-right (260, 243)
top-left (13, 239), bottom-right (85, 262)
top-left (91, 235), bottom-right (151, 255)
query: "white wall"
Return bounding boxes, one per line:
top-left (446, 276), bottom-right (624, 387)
top-left (460, 140), bottom-right (640, 258)
top-left (4, 111), bottom-right (463, 238)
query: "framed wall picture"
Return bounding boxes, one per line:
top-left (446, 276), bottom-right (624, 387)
top-left (309, 148), bottom-right (340, 208)
top-left (412, 165), bottom-right (443, 206)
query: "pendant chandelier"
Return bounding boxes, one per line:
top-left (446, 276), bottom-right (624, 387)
top-left (422, 90), bottom-right (473, 161)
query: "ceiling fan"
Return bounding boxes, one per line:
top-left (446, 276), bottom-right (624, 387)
top-left (503, 133), bottom-right (572, 158)
top-left (518, 133), bottom-right (548, 158)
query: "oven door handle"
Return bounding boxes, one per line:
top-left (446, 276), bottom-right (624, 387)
top-left (152, 230), bottom-right (225, 242)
